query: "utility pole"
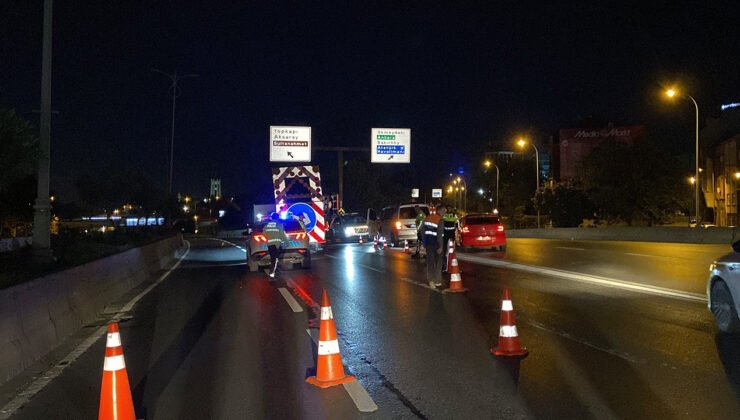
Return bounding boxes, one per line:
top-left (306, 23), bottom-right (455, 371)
top-left (152, 69), bottom-right (199, 195)
top-left (315, 146), bottom-right (370, 210)
top-left (31, 0), bottom-right (54, 262)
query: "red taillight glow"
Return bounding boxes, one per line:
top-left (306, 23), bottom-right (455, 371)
top-left (497, 225), bottom-right (505, 232)
top-left (395, 221), bottom-right (402, 230)
top-left (290, 232), bottom-right (307, 240)
top-left (253, 234), bottom-right (268, 243)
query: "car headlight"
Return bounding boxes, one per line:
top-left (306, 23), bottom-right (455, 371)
top-left (344, 227), bottom-right (355, 236)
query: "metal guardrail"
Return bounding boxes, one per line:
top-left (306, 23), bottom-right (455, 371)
top-left (0, 237), bottom-right (31, 253)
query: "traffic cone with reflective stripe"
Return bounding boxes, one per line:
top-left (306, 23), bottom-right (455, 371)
top-left (444, 250), bottom-right (468, 293)
top-left (306, 289), bottom-right (356, 388)
top-left (404, 240), bottom-right (409, 253)
top-left (373, 237), bottom-right (378, 248)
top-left (99, 322), bottom-right (135, 420)
top-left (382, 239), bottom-right (388, 249)
top-left (491, 289), bottom-right (528, 358)
top-left (446, 239), bottom-right (455, 271)
top-left (359, 236), bottom-right (364, 244)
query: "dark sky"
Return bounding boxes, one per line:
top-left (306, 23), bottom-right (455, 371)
top-left (2, 1), bottom-right (740, 201)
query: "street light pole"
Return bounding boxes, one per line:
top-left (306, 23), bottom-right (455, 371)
top-left (31, 0), bottom-right (54, 261)
top-left (666, 88), bottom-right (700, 225)
top-left (533, 144), bottom-right (540, 228)
top-left (152, 69), bottom-right (199, 195)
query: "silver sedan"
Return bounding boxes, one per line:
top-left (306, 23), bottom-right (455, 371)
top-left (707, 241), bottom-right (740, 333)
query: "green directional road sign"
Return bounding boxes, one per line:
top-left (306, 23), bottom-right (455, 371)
top-left (377, 134), bottom-right (396, 140)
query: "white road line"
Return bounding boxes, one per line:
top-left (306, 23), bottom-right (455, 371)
top-left (623, 252), bottom-right (672, 260)
top-left (278, 287), bottom-right (304, 312)
top-left (555, 246), bottom-right (586, 251)
top-left (358, 263), bottom-right (383, 273)
top-left (456, 253), bottom-right (707, 302)
top-left (0, 241), bottom-right (191, 419)
top-left (304, 330), bottom-right (377, 412)
top-left (207, 237), bottom-right (247, 252)
top-left (400, 277), bottom-right (442, 294)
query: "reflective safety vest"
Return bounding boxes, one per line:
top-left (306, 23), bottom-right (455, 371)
top-left (263, 221), bottom-right (288, 246)
top-left (415, 212), bottom-right (426, 232)
top-left (422, 214), bottom-right (442, 245)
top-left (443, 214), bottom-right (458, 238)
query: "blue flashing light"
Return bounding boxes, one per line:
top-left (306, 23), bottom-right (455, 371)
top-left (256, 212), bottom-right (263, 220)
top-left (721, 102), bottom-right (740, 111)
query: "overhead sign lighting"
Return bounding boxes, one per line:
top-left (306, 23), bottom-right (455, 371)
top-left (270, 126), bottom-right (311, 162)
top-left (371, 128), bottom-right (411, 163)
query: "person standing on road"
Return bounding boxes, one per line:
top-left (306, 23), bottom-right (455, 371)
top-left (264, 213), bottom-right (288, 279)
top-left (413, 205), bottom-right (426, 259)
top-left (442, 207), bottom-right (459, 271)
top-left (422, 205), bottom-right (446, 288)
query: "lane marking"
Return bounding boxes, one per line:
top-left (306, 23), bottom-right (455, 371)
top-left (0, 241), bottom-right (191, 419)
top-left (305, 330), bottom-right (378, 412)
top-left (555, 246), bottom-right (585, 251)
top-left (623, 252), bottom-right (673, 260)
top-left (202, 237), bottom-right (247, 252)
top-left (358, 263), bottom-right (383, 273)
top-left (456, 253), bottom-right (707, 302)
top-left (278, 287), bottom-right (304, 312)
top-left (400, 277), bottom-right (442, 294)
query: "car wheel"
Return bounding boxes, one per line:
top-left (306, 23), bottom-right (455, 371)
top-left (500, 244), bottom-right (507, 252)
top-left (247, 255), bottom-right (259, 272)
top-left (711, 280), bottom-right (740, 333)
top-left (301, 250), bottom-right (312, 269)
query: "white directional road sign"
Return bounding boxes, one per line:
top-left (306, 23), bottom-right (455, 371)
top-left (411, 188), bottom-right (419, 198)
top-left (371, 128), bottom-right (410, 163)
top-left (270, 126), bottom-right (311, 162)
top-left (432, 188), bottom-right (442, 198)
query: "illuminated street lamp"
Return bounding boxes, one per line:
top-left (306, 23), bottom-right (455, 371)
top-left (483, 159), bottom-right (500, 211)
top-left (517, 138), bottom-right (540, 228)
top-left (735, 172), bottom-right (740, 180)
top-left (666, 87), bottom-right (700, 225)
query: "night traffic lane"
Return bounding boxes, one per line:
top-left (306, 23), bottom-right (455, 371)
top-left (327, 243), bottom-right (740, 419)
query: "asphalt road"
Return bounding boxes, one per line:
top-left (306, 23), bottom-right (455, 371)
top-left (3, 237), bottom-right (740, 419)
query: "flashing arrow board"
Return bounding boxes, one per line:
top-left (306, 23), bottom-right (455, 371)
top-left (432, 188), bottom-right (442, 198)
top-left (270, 126), bottom-right (311, 162)
top-left (371, 128), bottom-right (410, 163)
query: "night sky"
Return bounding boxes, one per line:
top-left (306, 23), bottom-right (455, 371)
top-left (2, 1), bottom-right (740, 202)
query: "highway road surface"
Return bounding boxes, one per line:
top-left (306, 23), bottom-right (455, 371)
top-left (2, 237), bottom-right (739, 419)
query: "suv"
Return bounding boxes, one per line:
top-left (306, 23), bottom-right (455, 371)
top-left (244, 219), bottom-right (311, 272)
top-left (327, 213), bottom-right (370, 243)
top-left (368, 203), bottom-right (429, 246)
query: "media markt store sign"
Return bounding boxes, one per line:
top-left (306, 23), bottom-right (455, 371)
top-left (371, 128), bottom-right (410, 163)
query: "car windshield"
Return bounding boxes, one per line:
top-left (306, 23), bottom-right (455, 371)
top-left (465, 217), bottom-right (500, 225)
top-left (342, 215), bottom-right (365, 224)
top-left (399, 207), bottom-right (428, 219)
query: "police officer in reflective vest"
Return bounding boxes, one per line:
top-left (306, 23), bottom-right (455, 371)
top-left (413, 205), bottom-right (426, 259)
top-left (423, 204), bottom-right (446, 288)
top-left (264, 213), bottom-right (288, 278)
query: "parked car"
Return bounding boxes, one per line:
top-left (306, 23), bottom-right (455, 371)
top-left (367, 203), bottom-right (430, 246)
top-left (458, 213), bottom-right (507, 251)
top-left (327, 213), bottom-right (369, 243)
top-left (707, 241), bottom-right (740, 333)
top-left (244, 219), bottom-right (311, 272)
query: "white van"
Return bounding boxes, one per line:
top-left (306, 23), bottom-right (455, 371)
top-left (367, 203), bottom-right (430, 246)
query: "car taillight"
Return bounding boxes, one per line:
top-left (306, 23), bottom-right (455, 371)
top-left (290, 232), bottom-right (307, 239)
top-left (395, 221), bottom-right (402, 230)
top-left (253, 234), bottom-right (267, 243)
top-left (462, 226), bottom-right (469, 233)
top-left (497, 225), bottom-right (505, 232)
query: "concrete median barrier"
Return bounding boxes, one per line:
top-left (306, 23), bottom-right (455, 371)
top-left (0, 235), bottom-right (184, 386)
top-left (506, 226), bottom-right (740, 244)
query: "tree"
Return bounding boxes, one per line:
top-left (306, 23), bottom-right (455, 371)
top-left (0, 109), bottom-right (38, 192)
top-left (535, 183), bottom-right (595, 227)
top-left (578, 139), bottom-right (689, 225)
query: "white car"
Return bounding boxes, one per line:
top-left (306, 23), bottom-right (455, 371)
top-left (707, 241), bottom-right (740, 333)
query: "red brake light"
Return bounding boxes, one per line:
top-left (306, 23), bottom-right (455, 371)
top-left (253, 234), bottom-right (267, 243)
top-left (497, 225), bottom-right (505, 232)
top-left (290, 232), bottom-right (307, 240)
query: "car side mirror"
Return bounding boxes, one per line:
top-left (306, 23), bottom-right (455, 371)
top-left (732, 240), bottom-right (740, 253)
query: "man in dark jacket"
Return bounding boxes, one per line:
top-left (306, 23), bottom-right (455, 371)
top-left (422, 205), bottom-right (446, 288)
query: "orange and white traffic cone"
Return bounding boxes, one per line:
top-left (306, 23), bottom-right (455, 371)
top-left (359, 236), bottom-right (364, 244)
top-left (306, 289), bottom-right (356, 388)
top-left (404, 240), bottom-right (409, 253)
top-left (382, 239), bottom-right (388, 250)
top-left (446, 239), bottom-right (455, 271)
top-left (444, 249), bottom-right (468, 293)
top-left (99, 322), bottom-right (135, 420)
top-left (373, 237), bottom-right (378, 248)
top-left (491, 289), bottom-right (528, 358)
